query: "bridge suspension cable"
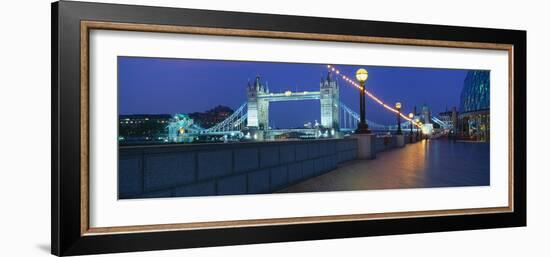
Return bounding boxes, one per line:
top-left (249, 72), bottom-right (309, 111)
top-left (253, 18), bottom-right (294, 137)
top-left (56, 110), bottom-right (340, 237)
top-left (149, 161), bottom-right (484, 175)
top-left (339, 101), bottom-right (409, 131)
top-left (327, 65), bottom-right (421, 128)
top-left (431, 116), bottom-right (453, 129)
top-left (202, 102), bottom-right (248, 133)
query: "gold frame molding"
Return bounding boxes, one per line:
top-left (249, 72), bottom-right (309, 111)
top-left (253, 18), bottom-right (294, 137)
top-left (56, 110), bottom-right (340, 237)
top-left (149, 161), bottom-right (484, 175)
top-left (80, 20), bottom-right (514, 236)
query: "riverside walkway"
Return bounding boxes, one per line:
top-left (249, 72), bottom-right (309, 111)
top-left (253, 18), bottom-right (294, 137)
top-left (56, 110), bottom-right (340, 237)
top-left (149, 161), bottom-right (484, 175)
top-left (280, 139), bottom-right (490, 193)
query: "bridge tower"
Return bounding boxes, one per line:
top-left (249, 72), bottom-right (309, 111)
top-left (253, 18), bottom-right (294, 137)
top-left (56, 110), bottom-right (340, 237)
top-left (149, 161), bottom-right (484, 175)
top-left (246, 75), bottom-right (270, 130)
top-left (421, 104), bottom-right (432, 124)
top-left (320, 71), bottom-right (340, 131)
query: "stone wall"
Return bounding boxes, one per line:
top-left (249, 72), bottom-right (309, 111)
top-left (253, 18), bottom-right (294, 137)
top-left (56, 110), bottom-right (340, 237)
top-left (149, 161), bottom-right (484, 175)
top-left (375, 134), bottom-right (416, 152)
top-left (375, 136), bottom-right (398, 152)
top-left (119, 138), bottom-right (358, 199)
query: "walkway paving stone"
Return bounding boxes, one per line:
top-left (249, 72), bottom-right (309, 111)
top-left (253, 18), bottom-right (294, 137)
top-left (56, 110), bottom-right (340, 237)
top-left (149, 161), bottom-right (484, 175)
top-left (280, 139), bottom-right (490, 193)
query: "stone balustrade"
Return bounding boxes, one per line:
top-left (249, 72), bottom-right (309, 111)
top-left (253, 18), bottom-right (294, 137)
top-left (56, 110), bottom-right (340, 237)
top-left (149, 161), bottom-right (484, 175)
top-left (119, 134), bottom-right (421, 199)
top-left (119, 138), bottom-right (357, 199)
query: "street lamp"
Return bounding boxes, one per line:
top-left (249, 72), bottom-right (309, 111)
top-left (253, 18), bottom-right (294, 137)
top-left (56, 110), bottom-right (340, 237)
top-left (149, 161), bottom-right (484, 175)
top-left (418, 121), bottom-right (423, 140)
top-left (408, 112), bottom-right (414, 142)
top-left (414, 118), bottom-right (420, 140)
top-left (395, 102), bottom-right (402, 135)
top-left (355, 68), bottom-right (371, 134)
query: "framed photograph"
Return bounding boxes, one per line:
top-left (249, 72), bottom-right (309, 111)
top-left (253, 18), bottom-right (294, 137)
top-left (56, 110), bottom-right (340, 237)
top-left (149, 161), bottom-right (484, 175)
top-left (52, 1), bottom-right (526, 255)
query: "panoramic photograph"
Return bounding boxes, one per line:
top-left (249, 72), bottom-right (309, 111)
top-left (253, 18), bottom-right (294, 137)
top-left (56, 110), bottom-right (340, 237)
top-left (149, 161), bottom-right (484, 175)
top-left (117, 56), bottom-right (490, 199)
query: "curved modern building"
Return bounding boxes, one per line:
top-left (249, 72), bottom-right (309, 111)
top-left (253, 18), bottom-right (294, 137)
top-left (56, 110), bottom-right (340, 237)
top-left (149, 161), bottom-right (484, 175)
top-left (458, 70), bottom-right (490, 141)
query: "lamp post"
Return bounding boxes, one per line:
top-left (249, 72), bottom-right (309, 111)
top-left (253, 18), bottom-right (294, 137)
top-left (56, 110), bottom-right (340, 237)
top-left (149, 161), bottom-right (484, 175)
top-left (415, 118), bottom-right (420, 140)
top-left (355, 68), bottom-right (371, 134)
top-left (408, 113), bottom-right (414, 142)
top-left (395, 102), bottom-right (402, 135)
top-left (418, 121), bottom-right (423, 140)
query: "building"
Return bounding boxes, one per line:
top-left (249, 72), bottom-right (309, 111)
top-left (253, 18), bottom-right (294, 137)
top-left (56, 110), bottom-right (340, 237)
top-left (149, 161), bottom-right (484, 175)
top-left (438, 106), bottom-right (459, 131)
top-left (458, 70), bottom-right (490, 141)
top-left (189, 105), bottom-right (234, 129)
top-left (118, 114), bottom-right (172, 144)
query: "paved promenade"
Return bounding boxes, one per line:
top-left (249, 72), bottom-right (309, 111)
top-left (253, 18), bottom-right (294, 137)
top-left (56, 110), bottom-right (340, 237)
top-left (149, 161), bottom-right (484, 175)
top-left (280, 139), bottom-right (490, 193)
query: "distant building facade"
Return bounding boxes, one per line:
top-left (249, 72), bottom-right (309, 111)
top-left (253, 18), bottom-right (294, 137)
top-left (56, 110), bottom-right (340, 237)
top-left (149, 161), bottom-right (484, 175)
top-left (438, 107), bottom-right (459, 131)
top-left (120, 105), bottom-right (235, 145)
top-left (118, 114), bottom-right (172, 144)
top-left (458, 70), bottom-right (490, 141)
top-left (189, 105), bottom-right (234, 129)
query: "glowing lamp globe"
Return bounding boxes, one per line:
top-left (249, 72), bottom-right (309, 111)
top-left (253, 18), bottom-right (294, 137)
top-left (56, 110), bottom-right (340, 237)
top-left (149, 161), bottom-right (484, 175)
top-left (395, 102), bottom-right (402, 109)
top-left (408, 113), bottom-right (414, 119)
top-left (355, 68), bottom-right (369, 83)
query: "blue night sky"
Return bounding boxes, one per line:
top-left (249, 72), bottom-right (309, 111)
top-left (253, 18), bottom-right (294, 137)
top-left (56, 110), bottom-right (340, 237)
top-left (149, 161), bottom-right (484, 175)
top-left (118, 57), bottom-right (469, 127)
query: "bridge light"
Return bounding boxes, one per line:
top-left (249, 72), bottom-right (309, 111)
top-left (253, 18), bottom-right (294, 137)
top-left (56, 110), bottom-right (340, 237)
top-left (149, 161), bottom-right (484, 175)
top-left (284, 91), bottom-right (292, 96)
top-left (421, 126), bottom-right (430, 135)
top-left (408, 113), bottom-right (414, 119)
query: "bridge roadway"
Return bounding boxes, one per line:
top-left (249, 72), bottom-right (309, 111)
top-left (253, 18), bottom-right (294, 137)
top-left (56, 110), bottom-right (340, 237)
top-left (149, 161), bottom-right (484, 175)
top-left (257, 91), bottom-right (320, 101)
top-left (279, 139), bottom-right (490, 193)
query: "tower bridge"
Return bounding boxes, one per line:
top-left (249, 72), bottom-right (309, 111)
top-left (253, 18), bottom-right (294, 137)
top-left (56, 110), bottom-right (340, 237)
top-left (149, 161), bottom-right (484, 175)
top-left (247, 72), bottom-right (339, 132)
top-left (167, 71), bottom-right (435, 143)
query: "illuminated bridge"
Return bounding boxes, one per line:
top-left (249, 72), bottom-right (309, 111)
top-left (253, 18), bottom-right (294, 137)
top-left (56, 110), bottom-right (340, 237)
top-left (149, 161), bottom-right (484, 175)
top-left (167, 67), bottom-right (450, 143)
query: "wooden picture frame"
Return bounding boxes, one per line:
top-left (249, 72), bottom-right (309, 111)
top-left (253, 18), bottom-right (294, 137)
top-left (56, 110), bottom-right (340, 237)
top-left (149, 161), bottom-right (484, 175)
top-left (52, 1), bottom-right (526, 256)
